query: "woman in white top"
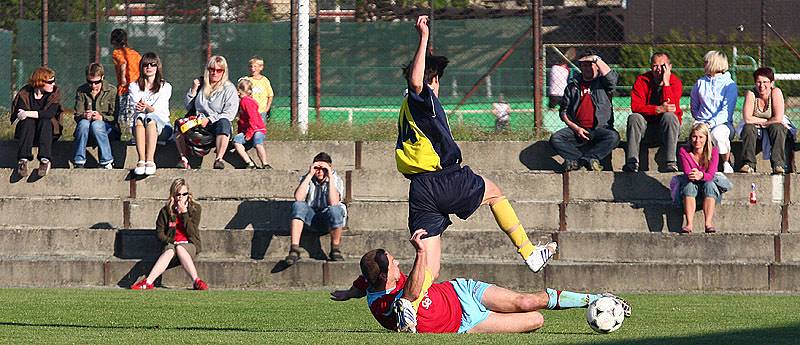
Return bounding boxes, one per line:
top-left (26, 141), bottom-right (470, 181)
top-left (129, 52), bottom-right (172, 176)
top-left (690, 50), bottom-right (738, 173)
top-left (738, 67), bottom-right (793, 174)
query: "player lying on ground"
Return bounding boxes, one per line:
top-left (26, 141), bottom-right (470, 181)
top-left (396, 15), bottom-right (556, 277)
top-left (330, 230), bottom-right (631, 334)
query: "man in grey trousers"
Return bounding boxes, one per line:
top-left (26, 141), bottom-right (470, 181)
top-left (624, 52), bottom-right (683, 172)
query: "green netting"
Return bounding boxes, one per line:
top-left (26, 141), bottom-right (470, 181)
top-left (0, 29), bottom-right (11, 109)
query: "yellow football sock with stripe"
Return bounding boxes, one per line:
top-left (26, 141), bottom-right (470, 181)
top-left (491, 198), bottom-right (534, 259)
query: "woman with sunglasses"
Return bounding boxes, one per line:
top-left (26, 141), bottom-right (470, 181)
top-left (72, 63), bottom-right (118, 169)
top-left (11, 66), bottom-right (64, 177)
top-left (128, 52), bottom-right (173, 176)
top-left (131, 178), bottom-right (208, 290)
top-left (176, 55), bottom-right (239, 169)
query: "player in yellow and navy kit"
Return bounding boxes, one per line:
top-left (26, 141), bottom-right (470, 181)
top-left (396, 16), bottom-right (557, 282)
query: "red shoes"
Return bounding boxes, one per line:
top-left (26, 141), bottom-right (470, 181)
top-left (193, 278), bottom-right (209, 291)
top-left (130, 280), bottom-right (154, 290)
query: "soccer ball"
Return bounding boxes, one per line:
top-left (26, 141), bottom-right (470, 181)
top-left (586, 296), bottom-right (625, 333)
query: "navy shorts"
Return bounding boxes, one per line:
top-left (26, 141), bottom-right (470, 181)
top-left (408, 165), bottom-right (485, 238)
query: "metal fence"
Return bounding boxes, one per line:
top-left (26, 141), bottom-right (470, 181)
top-left (3, 0), bottom-right (800, 135)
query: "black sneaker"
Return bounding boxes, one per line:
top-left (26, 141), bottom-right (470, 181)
top-left (213, 159), bottom-right (225, 170)
top-left (622, 162), bottom-right (638, 172)
top-left (17, 159), bottom-right (29, 177)
top-left (662, 162), bottom-right (679, 173)
top-left (73, 163), bottom-right (85, 169)
top-left (284, 249), bottom-right (301, 266)
top-left (562, 160), bottom-right (580, 172)
top-left (329, 249), bottom-right (344, 261)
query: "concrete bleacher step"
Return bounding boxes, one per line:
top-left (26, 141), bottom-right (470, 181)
top-left (0, 198), bottom-right (123, 228)
top-left (345, 200), bottom-right (561, 231)
top-left (568, 171), bottom-right (789, 204)
top-left (565, 201), bottom-right (784, 233)
top-left (9, 227), bottom-right (798, 265)
top-left (130, 169), bottom-right (300, 199)
top-left (350, 169), bottom-right (563, 202)
top-left (0, 141), bottom-right (358, 171)
top-left (554, 232), bottom-right (784, 264)
top-left (6, 256), bottom-right (797, 292)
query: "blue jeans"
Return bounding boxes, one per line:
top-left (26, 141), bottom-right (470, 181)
top-left (233, 131), bottom-right (265, 145)
top-left (73, 119), bottom-right (113, 165)
top-left (681, 179), bottom-right (722, 204)
top-left (291, 201), bottom-right (346, 231)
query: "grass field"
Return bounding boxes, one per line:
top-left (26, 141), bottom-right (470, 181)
top-left (1, 289), bottom-right (799, 344)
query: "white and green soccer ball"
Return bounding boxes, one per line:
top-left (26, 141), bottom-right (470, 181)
top-left (586, 296), bottom-right (625, 333)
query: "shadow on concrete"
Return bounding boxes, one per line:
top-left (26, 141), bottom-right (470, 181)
top-left (611, 172), bottom-right (682, 233)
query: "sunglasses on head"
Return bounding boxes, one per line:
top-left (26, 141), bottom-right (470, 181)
top-left (143, 62), bottom-right (158, 68)
top-left (44, 79), bottom-right (56, 84)
top-left (175, 192), bottom-right (189, 197)
top-left (86, 79), bottom-right (102, 85)
top-left (207, 67), bottom-right (225, 74)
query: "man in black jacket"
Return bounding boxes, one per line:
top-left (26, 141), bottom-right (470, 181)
top-left (549, 51), bottom-right (620, 172)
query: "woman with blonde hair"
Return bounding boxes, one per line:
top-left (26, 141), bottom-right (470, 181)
top-left (131, 178), bottom-right (208, 290)
top-left (690, 50), bottom-right (738, 173)
top-left (176, 55), bottom-right (239, 169)
top-left (676, 123), bottom-right (726, 234)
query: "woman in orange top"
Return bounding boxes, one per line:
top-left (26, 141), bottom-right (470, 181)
top-left (111, 28), bottom-right (141, 131)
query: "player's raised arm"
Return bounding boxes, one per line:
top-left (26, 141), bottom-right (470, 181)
top-left (408, 16), bottom-right (429, 95)
top-left (402, 229), bottom-right (428, 301)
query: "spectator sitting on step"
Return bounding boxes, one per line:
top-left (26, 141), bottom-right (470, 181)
top-left (11, 66), bottom-right (64, 178)
top-left (129, 52), bottom-right (173, 176)
top-left (284, 152), bottom-right (347, 266)
top-left (177, 55), bottom-right (239, 170)
top-left (73, 63), bottom-right (118, 170)
top-left (549, 50), bottom-right (620, 172)
top-left (131, 178), bottom-right (208, 290)
top-left (624, 52), bottom-right (683, 173)
top-left (690, 50), bottom-right (737, 173)
top-left (736, 67), bottom-right (795, 174)
top-left (674, 123), bottom-right (731, 234)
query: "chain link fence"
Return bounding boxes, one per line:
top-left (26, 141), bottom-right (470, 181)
top-left (2, 0), bottom-right (800, 138)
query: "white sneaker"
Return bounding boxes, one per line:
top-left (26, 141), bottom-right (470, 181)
top-left (602, 292), bottom-right (632, 317)
top-left (723, 161), bottom-right (734, 174)
top-left (144, 161), bottom-right (156, 175)
top-left (393, 298), bottom-right (417, 333)
top-left (102, 162), bottom-right (113, 170)
top-left (525, 241), bottom-right (558, 273)
top-left (133, 161), bottom-right (146, 175)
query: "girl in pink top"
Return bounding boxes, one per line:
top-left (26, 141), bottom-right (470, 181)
top-left (677, 123), bottom-right (720, 234)
top-left (232, 79), bottom-right (270, 169)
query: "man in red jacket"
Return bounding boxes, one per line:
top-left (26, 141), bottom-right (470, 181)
top-left (624, 52), bottom-right (683, 172)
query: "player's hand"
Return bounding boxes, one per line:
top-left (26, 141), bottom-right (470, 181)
top-left (410, 229), bottom-right (427, 253)
top-left (330, 289), bottom-right (352, 301)
top-left (415, 16), bottom-right (429, 37)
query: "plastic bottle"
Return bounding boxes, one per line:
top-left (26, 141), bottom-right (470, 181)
top-left (749, 183), bottom-right (757, 205)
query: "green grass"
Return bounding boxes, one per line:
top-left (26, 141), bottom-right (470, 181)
top-left (0, 289), bottom-right (799, 344)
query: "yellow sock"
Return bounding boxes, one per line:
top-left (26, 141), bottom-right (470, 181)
top-left (491, 198), bottom-right (534, 258)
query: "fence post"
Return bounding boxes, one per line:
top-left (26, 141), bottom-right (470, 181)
top-left (532, 0), bottom-right (543, 133)
top-left (92, 0), bottom-right (101, 63)
top-left (314, 0), bottom-right (321, 121)
top-left (41, 0), bottom-right (48, 66)
top-left (760, 0), bottom-right (767, 65)
top-left (204, 0), bottom-right (211, 61)
top-left (290, 0), bottom-right (298, 127)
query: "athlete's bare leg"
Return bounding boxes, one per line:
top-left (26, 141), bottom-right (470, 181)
top-left (467, 311), bottom-right (544, 333)
top-left (420, 234), bottom-right (441, 280)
